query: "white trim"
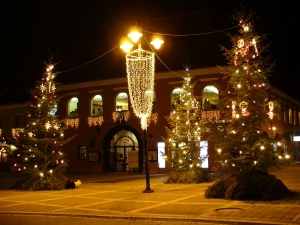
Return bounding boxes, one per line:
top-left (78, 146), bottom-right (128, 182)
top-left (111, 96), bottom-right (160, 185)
top-left (88, 89), bottom-right (104, 93)
top-left (66, 92), bottom-right (79, 96)
top-left (113, 87), bottom-right (128, 91)
top-left (199, 77), bottom-right (219, 82)
top-left (168, 81), bottom-right (183, 85)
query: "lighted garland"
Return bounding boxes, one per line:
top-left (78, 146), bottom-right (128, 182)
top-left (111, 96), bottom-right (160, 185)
top-left (126, 48), bottom-right (155, 130)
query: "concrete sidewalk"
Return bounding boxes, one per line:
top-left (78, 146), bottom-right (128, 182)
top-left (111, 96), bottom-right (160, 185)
top-left (0, 164), bottom-right (300, 225)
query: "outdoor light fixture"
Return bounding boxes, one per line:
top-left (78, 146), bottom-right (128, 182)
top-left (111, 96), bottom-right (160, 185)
top-left (120, 25), bottom-right (164, 193)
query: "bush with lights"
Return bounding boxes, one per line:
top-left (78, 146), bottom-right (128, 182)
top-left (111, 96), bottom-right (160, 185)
top-left (163, 69), bottom-right (213, 184)
top-left (11, 59), bottom-right (76, 191)
top-left (203, 10), bottom-right (293, 200)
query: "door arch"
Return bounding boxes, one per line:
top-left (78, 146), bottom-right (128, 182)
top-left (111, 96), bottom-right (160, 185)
top-left (102, 125), bottom-right (143, 172)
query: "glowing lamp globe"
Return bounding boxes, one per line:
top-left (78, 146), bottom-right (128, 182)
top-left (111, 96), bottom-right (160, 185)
top-left (127, 25), bottom-right (143, 43)
top-left (120, 37), bottom-right (133, 53)
top-left (150, 33), bottom-right (164, 49)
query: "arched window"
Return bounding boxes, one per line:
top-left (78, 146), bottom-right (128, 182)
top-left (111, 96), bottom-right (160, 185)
top-left (202, 86), bottom-right (219, 110)
top-left (171, 88), bottom-right (183, 111)
top-left (289, 108), bottom-right (292, 124)
top-left (116, 92), bottom-right (128, 111)
top-left (68, 97), bottom-right (78, 117)
top-left (91, 95), bottom-right (103, 116)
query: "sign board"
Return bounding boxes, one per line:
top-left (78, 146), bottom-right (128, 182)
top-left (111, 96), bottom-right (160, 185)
top-left (128, 150), bottom-right (139, 168)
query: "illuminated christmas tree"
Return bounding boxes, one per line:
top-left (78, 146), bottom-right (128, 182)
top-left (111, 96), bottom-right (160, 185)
top-left (12, 58), bottom-right (76, 190)
top-left (164, 69), bottom-right (213, 183)
top-left (204, 11), bottom-right (292, 200)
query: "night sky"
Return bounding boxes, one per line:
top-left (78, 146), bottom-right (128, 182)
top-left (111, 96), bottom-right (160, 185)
top-left (1, 0), bottom-right (299, 104)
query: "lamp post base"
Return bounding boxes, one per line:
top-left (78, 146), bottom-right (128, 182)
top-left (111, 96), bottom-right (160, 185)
top-left (143, 188), bottom-right (154, 193)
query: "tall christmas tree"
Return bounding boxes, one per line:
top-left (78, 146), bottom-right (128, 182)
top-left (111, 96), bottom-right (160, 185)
top-left (11, 58), bottom-right (76, 190)
top-left (204, 11), bottom-right (292, 200)
top-left (164, 69), bottom-right (213, 183)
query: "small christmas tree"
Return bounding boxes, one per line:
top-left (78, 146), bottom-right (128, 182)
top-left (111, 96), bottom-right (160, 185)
top-left (204, 10), bottom-right (292, 200)
top-left (11, 58), bottom-right (76, 190)
top-left (164, 69), bottom-right (213, 183)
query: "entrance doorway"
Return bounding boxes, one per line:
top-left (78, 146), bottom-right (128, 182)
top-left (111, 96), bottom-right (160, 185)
top-left (108, 130), bottom-right (140, 172)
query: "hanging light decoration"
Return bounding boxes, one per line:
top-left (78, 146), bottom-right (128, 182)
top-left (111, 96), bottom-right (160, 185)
top-left (121, 25), bottom-right (164, 130)
top-left (268, 101), bottom-right (274, 120)
top-left (126, 49), bottom-right (154, 130)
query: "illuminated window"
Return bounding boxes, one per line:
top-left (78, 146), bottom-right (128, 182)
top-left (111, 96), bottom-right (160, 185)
top-left (12, 114), bottom-right (25, 128)
top-left (157, 142), bottom-right (165, 168)
top-left (294, 110), bottom-right (297, 126)
top-left (68, 97), bottom-right (79, 117)
top-left (202, 86), bottom-right (218, 110)
top-left (91, 95), bottom-right (103, 116)
top-left (200, 141), bottom-right (209, 168)
top-left (49, 103), bottom-right (57, 117)
top-left (116, 92), bottom-right (128, 111)
top-left (171, 88), bottom-right (183, 111)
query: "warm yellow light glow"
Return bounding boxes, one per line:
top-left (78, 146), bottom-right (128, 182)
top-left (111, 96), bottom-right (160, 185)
top-left (120, 37), bottom-right (133, 53)
top-left (285, 155), bottom-right (290, 159)
top-left (45, 121), bottom-right (51, 131)
top-left (237, 39), bottom-right (244, 48)
top-left (65, 118), bottom-right (79, 129)
top-left (150, 33), bottom-right (164, 49)
top-left (40, 173), bottom-right (44, 177)
top-left (260, 146), bottom-right (265, 150)
top-left (127, 25), bottom-right (143, 43)
top-left (88, 116), bottom-right (104, 127)
top-left (217, 148), bottom-right (221, 153)
top-left (126, 49), bottom-right (154, 130)
top-left (201, 110), bottom-right (221, 120)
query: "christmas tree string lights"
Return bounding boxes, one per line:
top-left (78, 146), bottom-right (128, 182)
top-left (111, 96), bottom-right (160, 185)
top-left (164, 69), bottom-right (213, 183)
top-left (11, 59), bottom-right (76, 190)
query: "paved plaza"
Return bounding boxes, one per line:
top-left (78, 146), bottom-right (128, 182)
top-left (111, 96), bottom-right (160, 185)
top-left (0, 164), bottom-right (300, 225)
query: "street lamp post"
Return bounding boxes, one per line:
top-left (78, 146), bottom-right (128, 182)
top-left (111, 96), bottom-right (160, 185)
top-left (120, 25), bottom-right (164, 193)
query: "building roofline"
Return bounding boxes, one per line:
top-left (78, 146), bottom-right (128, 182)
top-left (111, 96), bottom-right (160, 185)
top-left (0, 102), bottom-right (30, 110)
top-left (56, 67), bottom-right (222, 91)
